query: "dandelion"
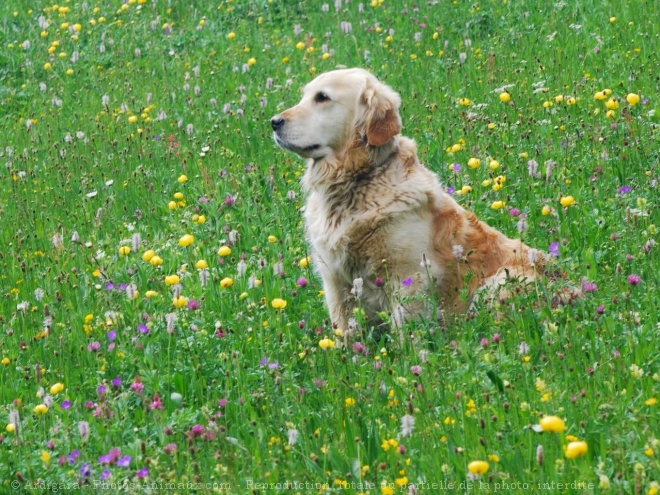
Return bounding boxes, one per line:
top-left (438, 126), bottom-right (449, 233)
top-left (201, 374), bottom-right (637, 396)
top-left (564, 441), bottom-right (588, 459)
top-left (178, 234), bottom-right (194, 247)
top-left (345, 398), bottom-right (356, 407)
top-left (499, 92), bottom-right (511, 103)
top-left (560, 196), bottom-right (575, 207)
top-left (539, 415), bottom-right (565, 433)
top-left (467, 460), bottom-right (489, 475)
top-left (271, 298), bottom-right (287, 309)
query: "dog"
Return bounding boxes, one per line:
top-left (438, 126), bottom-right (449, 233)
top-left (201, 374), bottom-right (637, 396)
top-left (271, 68), bottom-right (574, 333)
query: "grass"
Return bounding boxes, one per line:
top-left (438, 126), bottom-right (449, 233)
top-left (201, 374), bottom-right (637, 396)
top-left (0, 0), bottom-right (658, 493)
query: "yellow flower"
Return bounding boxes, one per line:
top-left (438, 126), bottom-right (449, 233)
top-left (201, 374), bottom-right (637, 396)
top-left (142, 249), bottom-right (155, 262)
top-left (247, 57), bottom-right (256, 66)
top-left (50, 382), bottom-right (65, 395)
top-left (451, 143), bottom-right (462, 152)
top-left (168, 200), bottom-right (178, 210)
top-left (319, 337), bottom-right (335, 349)
top-left (44, 62), bottom-right (52, 70)
top-left (295, 41), bottom-right (305, 50)
top-left (539, 415), bottom-right (565, 433)
top-left (172, 296), bottom-right (188, 308)
top-left (626, 93), bottom-right (640, 105)
top-left (268, 235), bottom-right (277, 243)
top-left (118, 246), bottom-right (131, 255)
top-left (542, 205), bottom-right (553, 216)
top-left (1, 357), bottom-right (10, 366)
top-left (299, 256), bottom-right (311, 268)
top-left (271, 298), bottom-right (287, 309)
top-left (605, 98), bottom-right (619, 110)
top-left (227, 32), bottom-right (236, 39)
top-left (177, 174), bottom-right (187, 183)
top-left (560, 196), bottom-right (575, 207)
top-left (467, 157), bottom-right (481, 169)
top-left (489, 159), bottom-right (500, 170)
top-left (6, 423), bottom-right (16, 433)
top-left (34, 404), bottom-right (49, 414)
top-left (491, 201), bottom-right (505, 210)
top-left (487, 454), bottom-right (500, 462)
top-left (554, 95), bottom-right (564, 103)
top-left (149, 255), bottom-right (163, 266)
top-left (499, 92), bottom-right (511, 103)
top-left (145, 290), bottom-right (157, 298)
top-left (178, 234), bottom-right (194, 247)
top-left (40, 450), bottom-right (51, 464)
top-left (565, 441), bottom-right (588, 459)
top-left (381, 486), bottom-right (395, 495)
top-left (645, 398), bottom-right (657, 406)
top-left (482, 179), bottom-right (492, 187)
top-left (594, 91), bottom-right (607, 100)
top-left (220, 277), bottom-right (234, 288)
top-left (649, 482), bottom-right (660, 495)
top-left (459, 185), bottom-right (472, 195)
top-left (566, 96), bottom-right (577, 105)
top-left (218, 246), bottom-right (231, 257)
top-left (645, 448), bottom-right (654, 456)
top-left (195, 260), bottom-right (208, 269)
top-left (467, 460), bottom-right (489, 475)
top-left (565, 434), bottom-right (579, 442)
top-left (395, 477), bottom-right (408, 488)
top-left (459, 97), bottom-right (471, 106)
top-left (128, 115), bottom-right (138, 123)
top-left (609, 16), bottom-right (616, 23)
top-left (165, 275), bottom-right (180, 285)
top-left (345, 397), bottom-right (356, 407)
top-left (173, 192), bottom-right (184, 200)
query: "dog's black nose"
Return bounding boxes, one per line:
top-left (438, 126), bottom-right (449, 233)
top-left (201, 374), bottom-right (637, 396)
top-left (271, 116), bottom-right (285, 131)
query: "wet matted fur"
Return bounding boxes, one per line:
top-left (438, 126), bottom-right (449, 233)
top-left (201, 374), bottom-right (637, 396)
top-left (271, 68), bottom-right (575, 333)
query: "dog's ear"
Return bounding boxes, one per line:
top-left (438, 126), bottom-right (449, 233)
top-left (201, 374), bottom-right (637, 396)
top-left (360, 78), bottom-right (402, 147)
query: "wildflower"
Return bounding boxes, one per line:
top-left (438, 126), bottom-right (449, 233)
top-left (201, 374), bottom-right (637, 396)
top-left (499, 92), bottom-right (511, 103)
top-left (163, 443), bottom-right (177, 455)
top-left (296, 277), bottom-right (308, 287)
top-left (467, 157), bottom-right (481, 169)
top-left (118, 246), bottom-right (131, 255)
top-left (178, 234), bottom-right (194, 247)
top-left (117, 455), bottom-right (132, 467)
top-left (605, 98), bottom-right (619, 110)
top-left (177, 174), bottom-right (187, 183)
top-left (539, 415), bottom-right (565, 433)
top-left (564, 441), bottom-right (588, 459)
top-left (6, 423), bottom-right (16, 433)
top-left (401, 278), bottom-right (413, 287)
top-left (187, 299), bottom-right (201, 310)
top-left (541, 205), bottom-right (553, 216)
top-left (172, 296), bottom-right (188, 308)
top-left (459, 97), bottom-right (471, 106)
top-left (50, 382), bottom-right (65, 395)
top-left (149, 255), bottom-right (163, 266)
top-left (319, 337), bottom-right (335, 349)
top-left (630, 364), bottom-right (644, 378)
top-left (351, 278), bottom-right (364, 298)
top-left (165, 275), bottom-right (180, 285)
top-left (560, 196), bottom-right (575, 207)
top-left (491, 201), bottom-right (505, 210)
top-left (271, 298), bottom-right (287, 309)
top-left (345, 398), bottom-right (356, 407)
top-left (268, 235), bottom-right (277, 243)
top-left (401, 414), bottom-right (415, 437)
top-left (220, 277), bottom-right (233, 288)
top-left (195, 260), bottom-right (208, 269)
top-left (410, 365), bottom-right (422, 376)
top-left (299, 256), bottom-right (311, 268)
top-left (34, 404), bottom-right (49, 414)
top-left (646, 398), bottom-right (657, 406)
top-left (626, 93), bottom-right (640, 105)
top-left (627, 274), bottom-right (642, 285)
top-left (549, 242), bottom-right (560, 257)
top-left (582, 281), bottom-right (598, 292)
top-left (467, 460), bottom-right (489, 475)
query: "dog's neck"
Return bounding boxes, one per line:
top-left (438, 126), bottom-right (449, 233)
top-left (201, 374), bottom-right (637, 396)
top-left (302, 136), bottom-right (401, 193)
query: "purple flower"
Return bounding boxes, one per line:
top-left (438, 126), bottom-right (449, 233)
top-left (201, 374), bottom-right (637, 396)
top-left (87, 341), bottom-right (100, 352)
top-left (218, 398), bottom-right (227, 407)
top-left (117, 455), bottom-right (131, 468)
top-left (296, 277), bottom-right (308, 287)
top-left (187, 299), bottom-right (201, 310)
top-left (549, 242), bottom-right (560, 257)
top-left (100, 469), bottom-right (111, 480)
top-left (268, 361), bottom-right (280, 370)
top-left (137, 467), bottom-right (149, 478)
top-left (104, 281), bottom-right (115, 290)
top-left (68, 450), bottom-right (81, 465)
top-left (581, 281), bottom-right (598, 293)
top-left (480, 338), bottom-right (489, 348)
top-left (627, 274), bottom-right (642, 285)
top-left (97, 385), bottom-right (107, 395)
top-left (60, 401), bottom-right (71, 410)
top-left (492, 333), bottom-right (501, 343)
top-left (617, 185), bottom-right (632, 195)
top-left (224, 195), bottom-right (236, 206)
top-left (107, 329), bottom-right (117, 342)
top-left (410, 365), bottom-right (422, 376)
top-left (451, 162), bottom-right (461, 172)
top-left (446, 186), bottom-right (455, 195)
top-left (164, 443), bottom-right (177, 455)
top-left (198, 196), bottom-right (209, 204)
top-left (137, 324), bottom-right (149, 334)
top-left (352, 342), bottom-right (368, 355)
top-left (190, 424), bottom-right (205, 437)
top-left (79, 463), bottom-right (91, 477)
top-left (401, 278), bottom-right (413, 287)
top-left (509, 208), bottom-right (520, 217)
top-left (112, 377), bottom-right (122, 387)
top-left (259, 356), bottom-right (270, 367)
top-left (596, 304), bottom-right (605, 315)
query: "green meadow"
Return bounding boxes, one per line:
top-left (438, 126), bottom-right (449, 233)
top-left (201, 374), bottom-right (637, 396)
top-left (0, 0), bottom-right (658, 493)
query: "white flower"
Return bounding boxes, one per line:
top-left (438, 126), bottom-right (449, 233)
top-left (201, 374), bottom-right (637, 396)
top-left (400, 414), bottom-right (415, 437)
top-left (351, 278), bottom-right (363, 298)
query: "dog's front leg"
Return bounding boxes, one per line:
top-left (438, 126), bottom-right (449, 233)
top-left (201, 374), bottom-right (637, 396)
top-left (321, 271), bottom-right (354, 333)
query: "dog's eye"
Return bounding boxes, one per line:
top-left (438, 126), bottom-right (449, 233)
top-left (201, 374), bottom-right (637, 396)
top-left (314, 92), bottom-right (330, 103)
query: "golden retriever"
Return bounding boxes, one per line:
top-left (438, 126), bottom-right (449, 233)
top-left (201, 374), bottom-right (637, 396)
top-left (271, 68), bottom-right (573, 333)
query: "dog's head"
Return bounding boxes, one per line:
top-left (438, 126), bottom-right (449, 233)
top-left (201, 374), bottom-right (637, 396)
top-left (271, 68), bottom-right (401, 160)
